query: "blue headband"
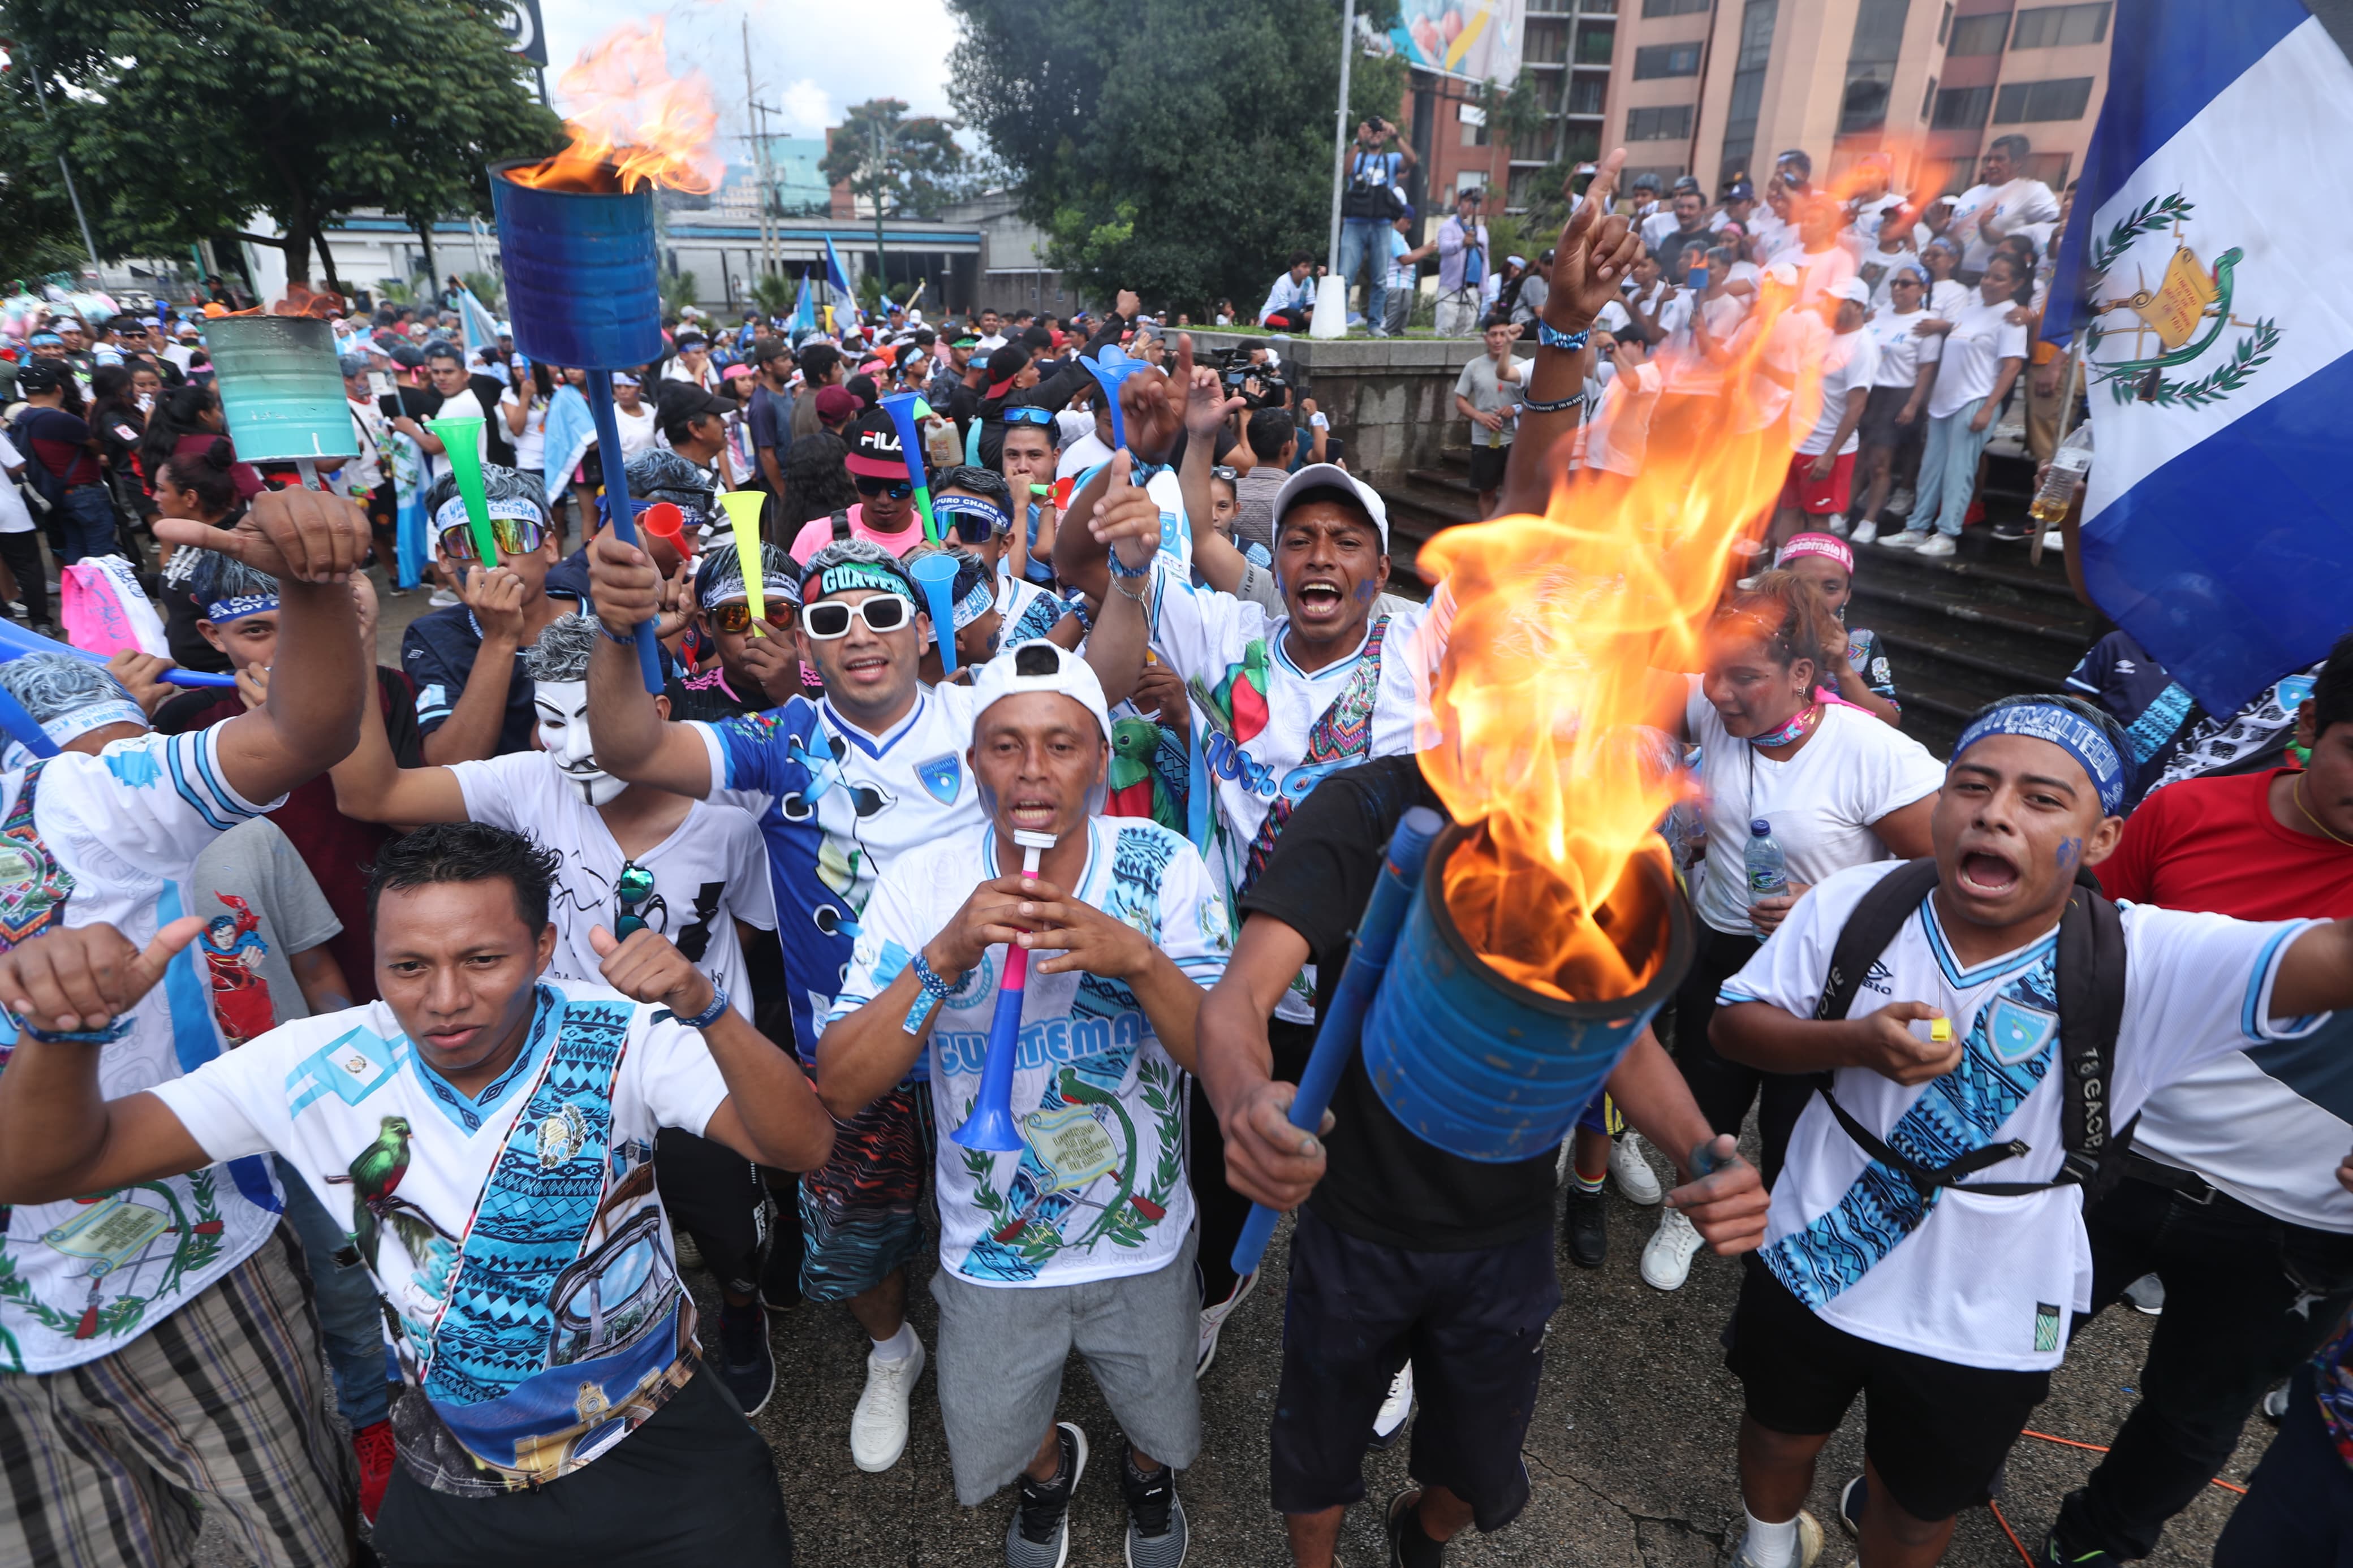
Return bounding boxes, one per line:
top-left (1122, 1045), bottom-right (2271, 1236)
top-left (1953, 702), bottom-right (2126, 817)
top-left (432, 494), bottom-right (544, 534)
top-left (934, 493), bottom-right (1009, 535)
top-left (204, 592), bottom-right (279, 624)
top-left (28, 333), bottom-right (63, 347)
top-left (950, 577), bottom-right (996, 631)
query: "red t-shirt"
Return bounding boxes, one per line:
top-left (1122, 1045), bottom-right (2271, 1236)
top-left (2096, 767), bottom-right (2353, 920)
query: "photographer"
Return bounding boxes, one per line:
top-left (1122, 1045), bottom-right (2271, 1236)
top-left (1337, 115), bottom-right (1417, 338)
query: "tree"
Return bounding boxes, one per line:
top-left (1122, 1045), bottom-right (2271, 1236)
top-left (1, 0), bottom-right (561, 290)
top-left (818, 99), bottom-right (968, 300)
top-left (947, 0), bottom-right (1407, 314)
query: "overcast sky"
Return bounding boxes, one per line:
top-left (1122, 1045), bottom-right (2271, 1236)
top-left (538, 0), bottom-right (959, 155)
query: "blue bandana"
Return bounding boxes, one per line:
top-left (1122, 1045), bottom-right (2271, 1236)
top-left (1953, 702), bottom-right (2126, 817)
top-left (950, 577), bottom-right (996, 631)
top-left (28, 333), bottom-right (63, 348)
top-left (204, 593), bottom-right (279, 624)
top-left (934, 493), bottom-right (1009, 537)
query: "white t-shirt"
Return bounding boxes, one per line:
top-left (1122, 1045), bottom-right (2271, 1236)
top-left (1784, 244), bottom-right (1860, 306)
top-left (1720, 862), bottom-right (2330, 1370)
top-left (499, 387), bottom-right (546, 470)
top-left (1925, 297), bottom-right (2029, 420)
top-left (1947, 178), bottom-right (2062, 275)
top-left (2133, 1022), bottom-right (2353, 1231)
top-left (1794, 328), bottom-right (1880, 457)
top-left (1054, 411), bottom-right (1099, 455)
top-left (1658, 290), bottom-right (1747, 398)
top-left (1581, 360), bottom-right (1663, 477)
top-left (0, 431), bottom-right (38, 534)
top-left (447, 753), bottom-right (775, 1017)
top-left (1145, 557), bottom-right (1428, 1021)
top-left (696, 685), bottom-right (987, 1059)
top-left (828, 818), bottom-right (1230, 1288)
top-left (148, 982), bottom-right (727, 1469)
top-left (1730, 309), bottom-right (1831, 437)
top-left (996, 572), bottom-right (1069, 649)
top-left (1070, 462), bottom-right (1193, 578)
top-left (1927, 279), bottom-right (1972, 323)
top-left (1867, 308), bottom-right (1942, 391)
top-left (1862, 249), bottom-right (1922, 314)
top-left (0, 732), bottom-right (287, 1373)
top-left (1686, 681), bottom-right (1945, 936)
top-left (613, 401), bottom-right (659, 463)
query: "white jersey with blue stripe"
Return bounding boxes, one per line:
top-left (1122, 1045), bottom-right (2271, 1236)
top-left (1721, 859), bottom-right (2332, 1371)
top-left (0, 729), bottom-right (287, 1372)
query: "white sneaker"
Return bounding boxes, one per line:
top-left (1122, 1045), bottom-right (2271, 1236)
top-left (1734, 1508), bottom-right (1825, 1567)
top-left (1734, 574), bottom-right (1760, 590)
top-left (1912, 533), bottom-right (1957, 558)
top-left (850, 1333), bottom-right (927, 1472)
top-left (1371, 1363), bottom-right (1415, 1447)
top-left (428, 588), bottom-right (460, 607)
top-left (1196, 1270), bottom-right (1259, 1379)
top-left (1887, 486), bottom-right (1916, 516)
top-left (1879, 529), bottom-right (1931, 551)
top-left (1610, 1134), bottom-right (1664, 1206)
top-left (1825, 513), bottom-right (1850, 538)
top-left (1641, 1208), bottom-right (1703, 1291)
top-left (1848, 519), bottom-right (1881, 546)
top-left (2042, 529), bottom-right (2065, 552)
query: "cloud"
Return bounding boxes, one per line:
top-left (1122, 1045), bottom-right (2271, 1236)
top-left (777, 77), bottom-right (834, 135)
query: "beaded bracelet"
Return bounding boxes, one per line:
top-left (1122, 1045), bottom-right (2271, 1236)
top-left (19, 1015), bottom-right (135, 1045)
top-left (903, 951), bottom-right (956, 1035)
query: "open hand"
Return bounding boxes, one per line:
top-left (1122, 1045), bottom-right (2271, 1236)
top-left (1175, 335), bottom-right (1246, 440)
top-left (0, 917), bottom-right (202, 1035)
top-left (1545, 148), bottom-right (1644, 326)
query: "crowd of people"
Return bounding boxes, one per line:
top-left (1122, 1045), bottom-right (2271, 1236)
top-left (0, 138), bottom-right (2346, 1568)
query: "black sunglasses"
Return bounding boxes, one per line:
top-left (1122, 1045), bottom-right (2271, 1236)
top-left (854, 475), bottom-right (915, 499)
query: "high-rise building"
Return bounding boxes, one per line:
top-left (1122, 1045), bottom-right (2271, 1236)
top-left (1596, 0), bottom-right (2109, 201)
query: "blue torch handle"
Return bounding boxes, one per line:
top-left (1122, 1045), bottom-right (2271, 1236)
top-left (1230, 805), bottom-right (1445, 1279)
top-left (950, 967), bottom-right (1029, 1152)
top-left (0, 618), bottom-right (236, 686)
top-left (585, 377), bottom-right (665, 693)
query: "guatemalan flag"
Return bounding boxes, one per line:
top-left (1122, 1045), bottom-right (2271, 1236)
top-left (2042, 0), bottom-right (2353, 715)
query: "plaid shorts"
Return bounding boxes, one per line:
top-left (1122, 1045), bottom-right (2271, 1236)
top-left (0, 1225), bottom-right (357, 1568)
top-left (798, 1082), bottom-right (936, 1303)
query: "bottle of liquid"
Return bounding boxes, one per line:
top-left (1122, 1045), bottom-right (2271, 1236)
top-left (2029, 422), bottom-right (2094, 524)
top-left (1745, 818), bottom-right (1789, 900)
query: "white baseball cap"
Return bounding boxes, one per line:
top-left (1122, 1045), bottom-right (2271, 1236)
top-left (1827, 277), bottom-right (1872, 306)
top-left (969, 640), bottom-right (1111, 745)
top-left (1272, 462), bottom-right (1390, 551)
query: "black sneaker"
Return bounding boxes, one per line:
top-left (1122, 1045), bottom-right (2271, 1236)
top-left (2035, 1526), bottom-right (2124, 1568)
top-left (1008, 1422), bottom-right (1087, 1568)
top-left (1563, 1185), bottom-right (1607, 1269)
top-left (1992, 520), bottom-right (2032, 541)
top-left (1386, 1488), bottom-right (1445, 1568)
top-left (715, 1299), bottom-right (775, 1417)
top-left (1122, 1450), bottom-right (1189, 1568)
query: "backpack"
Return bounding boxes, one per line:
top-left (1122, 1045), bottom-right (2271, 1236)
top-left (829, 509), bottom-right (852, 543)
top-left (1808, 858), bottom-right (2134, 1199)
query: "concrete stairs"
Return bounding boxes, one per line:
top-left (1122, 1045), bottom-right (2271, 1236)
top-left (1372, 444), bottom-right (2102, 757)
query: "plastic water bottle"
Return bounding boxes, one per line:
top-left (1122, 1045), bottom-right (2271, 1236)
top-left (2030, 423), bottom-right (2093, 525)
top-left (1745, 818), bottom-right (1789, 900)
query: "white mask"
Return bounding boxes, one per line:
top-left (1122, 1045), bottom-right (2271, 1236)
top-left (533, 681), bottom-right (625, 806)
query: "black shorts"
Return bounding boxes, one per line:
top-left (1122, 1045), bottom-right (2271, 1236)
top-left (1468, 442), bottom-right (1511, 493)
top-left (653, 1127), bottom-right (766, 1294)
top-left (372, 1367), bottom-right (795, 1566)
top-left (1726, 1265), bottom-right (2050, 1523)
top-left (1858, 384), bottom-right (1919, 451)
top-left (1270, 1209), bottom-right (1559, 1531)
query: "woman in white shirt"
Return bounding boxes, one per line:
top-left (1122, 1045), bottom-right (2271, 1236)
top-left (1919, 237), bottom-right (1972, 322)
top-left (1640, 572), bottom-right (1942, 1290)
top-left (500, 360), bottom-right (550, 497)
top-left (1850, 262), bottom-right (1942, 546)
top-left (1883, 252), bottom-right (2030, 556)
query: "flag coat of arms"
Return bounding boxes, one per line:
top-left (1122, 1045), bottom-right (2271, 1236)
top-left (2044, 0), bottom-right (2353, 715)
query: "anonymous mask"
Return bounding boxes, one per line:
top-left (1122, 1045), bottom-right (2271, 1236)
top-left (534, 680), bottom-right (624, 806)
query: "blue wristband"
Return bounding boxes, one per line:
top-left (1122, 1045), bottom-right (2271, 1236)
top-left (1536, 320), bottom-right (1591, 353)
top-left (19, 1014), bottom-right (136, 1045)
top-left (1107, 551), bottom-right (1151, 579)
top-left (904, 951), bottom-right (956, 1036)
top-left (680, 986), bottom-right (730, 1031)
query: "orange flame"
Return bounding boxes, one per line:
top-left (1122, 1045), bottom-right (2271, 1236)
top-left (510, 18), bottom-right (722, 195)
top-left (1414, 280), bottom-right (1829, 1003)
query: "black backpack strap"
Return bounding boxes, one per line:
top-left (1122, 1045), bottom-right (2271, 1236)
top-left (1811, 858), bottom-right (1941, 1025)
top-left (830, 508), bottom-right (852, 542)
top-left (2053, 869), bottom-right (2133, 1191)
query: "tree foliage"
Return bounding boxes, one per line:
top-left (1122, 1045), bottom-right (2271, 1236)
top-left (0, 0), bottom-right (561, 288)
top-left (947, 0), bottom-right (1407, 313)
top-left (818, 99), bottom-right (969, 223)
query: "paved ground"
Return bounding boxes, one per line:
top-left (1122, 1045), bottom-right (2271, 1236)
top-left (191, 576), bottom-right (2261, 1567)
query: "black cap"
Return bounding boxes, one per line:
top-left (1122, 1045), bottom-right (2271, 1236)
top-left (14, 360), bottom-right (71, 396)
top-left (844, 405), bottom-right (910, 477)
top-left (656, 381), bottom-right (734, 426)
top-left (983, 343), bottom-right (1031, 390)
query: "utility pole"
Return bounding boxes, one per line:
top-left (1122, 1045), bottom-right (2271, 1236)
top-left (869, 116), bottom-right (893, 308)
top-left (14, 40), bottom-right (102, 274)
top-left (1325, 0), bottom-right (1356, 274)
top-left (740, 20), bottom-right (778, 284)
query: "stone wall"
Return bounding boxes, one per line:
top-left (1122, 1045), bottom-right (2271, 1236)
top-left (1180, 330), bottom-right (1527, 491)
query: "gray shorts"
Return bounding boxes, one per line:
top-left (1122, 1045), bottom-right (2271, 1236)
top-left (929, 1227), bottom-right (1202, 1506)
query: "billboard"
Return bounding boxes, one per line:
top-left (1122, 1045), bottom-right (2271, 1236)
top-left (492, 0), bottom-right (548, 68)
top-left (1387, 0), bottom-right (1526, 87)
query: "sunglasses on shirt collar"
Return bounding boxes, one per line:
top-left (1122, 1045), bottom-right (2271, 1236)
top-left (852, 474), bottom-right (915, 499)
top-left (438, 516), bottom-right (548, 561)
